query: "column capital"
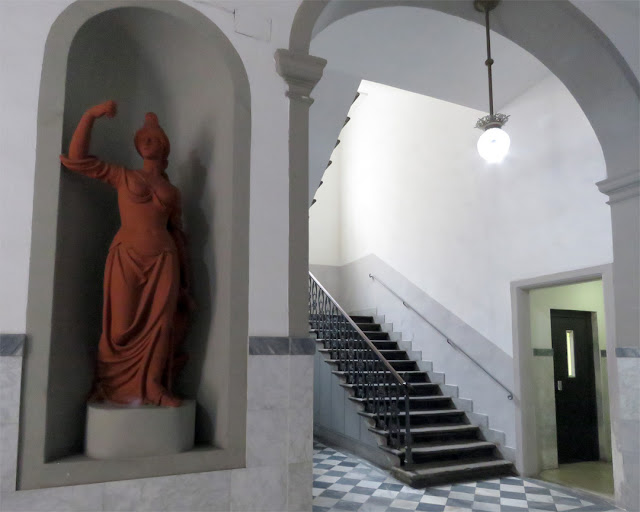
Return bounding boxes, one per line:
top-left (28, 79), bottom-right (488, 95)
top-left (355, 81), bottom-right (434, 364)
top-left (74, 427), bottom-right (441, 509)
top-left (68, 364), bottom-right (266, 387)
top-left (275, 49), bottom-right (327, 105)
top-left (597, 170), bottom-right (640, 204)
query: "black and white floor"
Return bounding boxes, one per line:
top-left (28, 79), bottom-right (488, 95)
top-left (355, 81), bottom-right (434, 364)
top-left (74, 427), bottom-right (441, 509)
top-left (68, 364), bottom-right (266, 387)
top-left (312, 441), bottom-right (622, 512)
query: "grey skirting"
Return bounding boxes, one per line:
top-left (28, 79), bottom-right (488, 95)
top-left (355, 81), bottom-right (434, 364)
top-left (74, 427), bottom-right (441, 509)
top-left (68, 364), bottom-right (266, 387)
top-left (615, 347), bottom-right (640, 358)
top-left (0, 334), bottom-right (25, 356)
top-left (249, 336), bottom-right (315, 355)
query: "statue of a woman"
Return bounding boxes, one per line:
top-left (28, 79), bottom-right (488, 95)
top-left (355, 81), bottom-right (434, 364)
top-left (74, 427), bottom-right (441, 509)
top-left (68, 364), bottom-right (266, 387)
top-left (60, 100), bottom-right (192, 407)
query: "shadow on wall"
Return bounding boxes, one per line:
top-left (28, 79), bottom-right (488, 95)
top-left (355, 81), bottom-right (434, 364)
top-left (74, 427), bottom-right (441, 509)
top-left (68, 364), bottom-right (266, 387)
top-left (176, 137), bottom-right (216, 443)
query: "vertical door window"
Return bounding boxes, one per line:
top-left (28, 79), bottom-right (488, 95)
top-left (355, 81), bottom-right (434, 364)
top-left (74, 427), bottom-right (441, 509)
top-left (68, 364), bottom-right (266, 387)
top-left (566, 330), bottom-right (576, 377)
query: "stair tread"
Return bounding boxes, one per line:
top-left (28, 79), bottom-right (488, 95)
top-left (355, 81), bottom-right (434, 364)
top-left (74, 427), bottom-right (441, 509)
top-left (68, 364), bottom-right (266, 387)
top-left (359, 409), bottom-right (465, 417)
top-left (369, 424), bottom-right (478, 436)
top-left (341, 382), bottom-right (439, 388)
top-left (349, 395), bottom-right (449, 402)
top-left (333, 370), bottom-right (425, 374)
top-left (381, 440), bottom-right (495, 456)
top-left (326, 359), bottom-right (413, 364)
top-left (394, 458), bottom-right (513, 478)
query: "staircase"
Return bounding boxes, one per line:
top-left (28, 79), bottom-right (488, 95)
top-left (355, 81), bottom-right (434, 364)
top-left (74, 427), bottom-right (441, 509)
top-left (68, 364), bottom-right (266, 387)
top-left (309, 275), bottom-right (514, 487)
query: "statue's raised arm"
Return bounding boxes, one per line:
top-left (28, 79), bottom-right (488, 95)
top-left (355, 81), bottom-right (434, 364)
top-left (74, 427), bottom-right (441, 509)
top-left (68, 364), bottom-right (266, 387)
top-left (60, 100), bottom-right (123, 187)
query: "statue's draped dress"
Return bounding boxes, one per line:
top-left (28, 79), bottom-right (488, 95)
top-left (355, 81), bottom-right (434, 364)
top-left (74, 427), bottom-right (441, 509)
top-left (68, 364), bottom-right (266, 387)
top-left (60, 155), bottom-right (184, 405)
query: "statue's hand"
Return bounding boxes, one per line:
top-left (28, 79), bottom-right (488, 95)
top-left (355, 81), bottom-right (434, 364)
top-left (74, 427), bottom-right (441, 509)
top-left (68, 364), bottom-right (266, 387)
top-left (88, 100), bottom-right (117, 119)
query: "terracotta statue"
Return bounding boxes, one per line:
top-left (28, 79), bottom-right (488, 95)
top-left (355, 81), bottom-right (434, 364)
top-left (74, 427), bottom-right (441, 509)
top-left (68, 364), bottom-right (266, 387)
top-left (61, 100), bottom-right (193, 407)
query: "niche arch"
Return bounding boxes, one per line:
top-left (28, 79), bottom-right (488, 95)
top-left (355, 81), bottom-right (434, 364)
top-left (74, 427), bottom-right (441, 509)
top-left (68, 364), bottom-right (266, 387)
top-left (22, 0), bottom-right (250, 489)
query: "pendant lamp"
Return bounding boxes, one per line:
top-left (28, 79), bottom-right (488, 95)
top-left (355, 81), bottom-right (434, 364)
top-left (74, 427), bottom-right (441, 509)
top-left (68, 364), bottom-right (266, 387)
top-left (474, 0), bottom-right (510, 163)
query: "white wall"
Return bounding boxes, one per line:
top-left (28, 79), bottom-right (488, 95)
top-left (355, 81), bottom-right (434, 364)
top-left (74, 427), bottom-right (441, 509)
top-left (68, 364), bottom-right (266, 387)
top-left (529, 280), bottom-right (612, 468)
top-left (310, 76), bottom-right (612, 356)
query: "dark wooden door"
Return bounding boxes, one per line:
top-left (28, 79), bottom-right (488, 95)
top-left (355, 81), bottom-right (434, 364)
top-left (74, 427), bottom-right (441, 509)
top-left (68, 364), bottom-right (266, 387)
top-left (551, 309), bottom-right (599, 463)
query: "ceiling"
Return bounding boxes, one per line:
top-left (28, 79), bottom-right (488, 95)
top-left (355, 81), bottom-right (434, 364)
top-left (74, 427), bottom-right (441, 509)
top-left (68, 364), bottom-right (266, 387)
top-left (310, 2), bottom-right (639, 113)
top-left (310, 6), bottom-right (554, 113)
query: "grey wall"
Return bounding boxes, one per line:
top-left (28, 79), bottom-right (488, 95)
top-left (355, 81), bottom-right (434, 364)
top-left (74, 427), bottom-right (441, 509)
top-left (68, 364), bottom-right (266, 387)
top-left (22, 3), bottom-right (250, 488)
top-left (313, 348), bottom-right (387, 465)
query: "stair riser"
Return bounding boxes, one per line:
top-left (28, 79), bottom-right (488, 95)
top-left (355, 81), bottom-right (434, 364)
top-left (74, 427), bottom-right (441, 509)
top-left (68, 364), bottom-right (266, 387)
top-left (360, 398), bottom-right (452, 412)
top-left (340, 373), bottom-right (429, 384)
top-left (396, 414), bottom-right (467, 427)
top-left (372, 341), bottom-right (399, 350)
top-left (331, 361), bottom-right (418, 372)
top-left (347, 385), bottom-right (442, 397)
top-left (408, 431), bottom-right (480, 444)
top-left (354, 323), bottom-right (381, 331)
top-left (408, 447), bottom-right (497, 465)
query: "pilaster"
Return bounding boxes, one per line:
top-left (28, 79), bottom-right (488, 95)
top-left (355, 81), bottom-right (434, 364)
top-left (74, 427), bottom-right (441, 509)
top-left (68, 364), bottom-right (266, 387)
top-left (275, 49), bottom-right (327, 337)
top-left (597, 169), bottom-right (640, 511)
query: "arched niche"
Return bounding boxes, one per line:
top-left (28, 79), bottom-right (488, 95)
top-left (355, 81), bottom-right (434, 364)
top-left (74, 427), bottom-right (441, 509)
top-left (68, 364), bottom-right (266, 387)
top-left (22, 1), bottom-right (250, 489)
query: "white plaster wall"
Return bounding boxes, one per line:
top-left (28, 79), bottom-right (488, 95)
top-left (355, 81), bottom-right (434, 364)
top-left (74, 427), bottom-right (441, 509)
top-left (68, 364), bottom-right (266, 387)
top-left (310, 76), bottom-right (612, 356)
top-left (0, 0), bottom-right (296, 338)
top-left (308, 159), bottom-right (341, 266)
top-left (529, 281), bottom-right (612, 468)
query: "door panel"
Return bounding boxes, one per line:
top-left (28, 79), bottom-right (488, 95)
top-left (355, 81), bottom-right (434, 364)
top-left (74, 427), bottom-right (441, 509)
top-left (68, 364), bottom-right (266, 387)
top-left (550, 310), bottom-right (599, 463)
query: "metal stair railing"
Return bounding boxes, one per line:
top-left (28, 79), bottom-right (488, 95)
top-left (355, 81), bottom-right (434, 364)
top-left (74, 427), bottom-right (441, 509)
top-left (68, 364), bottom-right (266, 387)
top-left (309, 272), bottom-right (414, 464)
top-left (369, 273), bottom-right (514, 400)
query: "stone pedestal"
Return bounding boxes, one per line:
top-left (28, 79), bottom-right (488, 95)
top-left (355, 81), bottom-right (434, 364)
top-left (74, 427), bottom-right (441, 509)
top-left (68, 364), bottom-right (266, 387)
top-left (85, 400), bottom-right (195, 459)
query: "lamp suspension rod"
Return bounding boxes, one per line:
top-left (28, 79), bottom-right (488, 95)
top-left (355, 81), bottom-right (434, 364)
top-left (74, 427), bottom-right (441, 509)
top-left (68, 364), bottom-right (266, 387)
top-left (484, 7), bottom-right (494, 116)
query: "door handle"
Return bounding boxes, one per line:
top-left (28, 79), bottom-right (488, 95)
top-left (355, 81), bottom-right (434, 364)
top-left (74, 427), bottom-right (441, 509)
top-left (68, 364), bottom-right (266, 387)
top-left (557, 380), bottom-right (563, 391)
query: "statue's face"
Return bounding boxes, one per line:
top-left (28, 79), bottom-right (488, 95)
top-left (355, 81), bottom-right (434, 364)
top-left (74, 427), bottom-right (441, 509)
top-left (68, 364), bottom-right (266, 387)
top-left (138, 134), bottom-right (164, 160)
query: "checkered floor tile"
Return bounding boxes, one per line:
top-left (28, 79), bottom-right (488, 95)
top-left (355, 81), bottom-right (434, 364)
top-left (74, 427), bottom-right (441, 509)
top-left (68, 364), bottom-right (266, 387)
top-left (312, 441), bottom-right (622, 512)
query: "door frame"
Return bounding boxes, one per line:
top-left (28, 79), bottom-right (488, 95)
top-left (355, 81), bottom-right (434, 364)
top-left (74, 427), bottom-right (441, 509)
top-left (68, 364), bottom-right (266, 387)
top-left (510, 264), bottom-right (616, 477)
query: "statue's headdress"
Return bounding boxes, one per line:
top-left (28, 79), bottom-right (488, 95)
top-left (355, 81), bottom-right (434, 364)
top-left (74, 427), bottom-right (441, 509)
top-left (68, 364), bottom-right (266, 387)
top-left (134, 112), bottom-right (170, 164)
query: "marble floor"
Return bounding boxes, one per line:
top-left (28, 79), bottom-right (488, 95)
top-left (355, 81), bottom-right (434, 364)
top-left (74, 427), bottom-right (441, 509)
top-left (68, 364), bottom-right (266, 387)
top-left (538, 462), bottom-right (615, 500)
top-left (312, 441), bottom-right (623, 512)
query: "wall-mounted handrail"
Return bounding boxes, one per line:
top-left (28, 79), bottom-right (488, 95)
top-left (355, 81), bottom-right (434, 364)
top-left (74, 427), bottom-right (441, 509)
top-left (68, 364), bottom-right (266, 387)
top-left (369, 273), bottom-right (514, 400)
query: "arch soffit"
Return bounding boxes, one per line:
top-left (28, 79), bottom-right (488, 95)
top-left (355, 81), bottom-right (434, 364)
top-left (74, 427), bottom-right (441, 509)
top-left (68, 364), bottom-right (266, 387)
top-left (290, 0), bottom-right (640, 177)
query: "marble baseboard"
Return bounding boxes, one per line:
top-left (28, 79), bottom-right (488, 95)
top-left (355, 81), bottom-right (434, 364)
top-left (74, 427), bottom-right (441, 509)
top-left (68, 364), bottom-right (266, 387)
top-left (0, 334), bottom-right (25, 356)
top-left (616, 347), bottom-right (640, 358)
top-left (249, 337), bottom-right (315, 355)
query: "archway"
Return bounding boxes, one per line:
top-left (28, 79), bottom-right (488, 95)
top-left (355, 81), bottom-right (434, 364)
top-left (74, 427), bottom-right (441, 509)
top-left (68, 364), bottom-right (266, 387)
top-left (22, 0), bottom-right (250, 489)
top-left (284, 1), bottom-right (639, 509)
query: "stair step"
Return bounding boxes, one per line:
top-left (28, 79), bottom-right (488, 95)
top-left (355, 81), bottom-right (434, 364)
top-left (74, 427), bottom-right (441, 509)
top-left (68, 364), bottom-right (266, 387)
top-left (391, 459), bottom-right (515, 488)
top-left (350, 315), bottom-right (374, 323)
top-left (326, 359), bottom-right (416, 367)
top-left (359, 409), bottom-right (464, 419)
top-left (319, 348), bottom-right (409, 360)
top-left (349, 395), bottom-right (450, 403)
top-left (354, 322), bottom-right (381, 331)
top-left (332, 370), bottom-right (428, 382)
top-left (341, 382), bottom-right (441, 395)
top-left (370, 424), bottom-right (479, 438)
top-left (381, 440), bottom-right (496, 457)
top-left (371, 341), bottom-right (400, 350)
top-left (361, 331), bottom-right (390, 340)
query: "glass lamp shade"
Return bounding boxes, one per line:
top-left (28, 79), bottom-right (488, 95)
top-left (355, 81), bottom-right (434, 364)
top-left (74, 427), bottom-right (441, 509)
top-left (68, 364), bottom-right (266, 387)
top-left (477, 127), bottom-right (510, 163)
